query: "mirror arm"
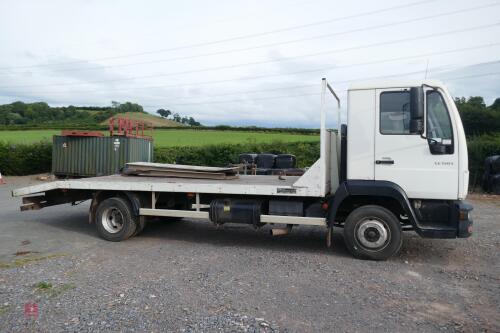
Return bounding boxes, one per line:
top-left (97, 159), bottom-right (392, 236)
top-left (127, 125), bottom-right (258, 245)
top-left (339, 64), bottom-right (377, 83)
top-left (420, 134), bottom-right (438, 144)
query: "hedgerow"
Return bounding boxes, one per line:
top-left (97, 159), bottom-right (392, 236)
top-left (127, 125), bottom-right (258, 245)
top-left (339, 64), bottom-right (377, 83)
top-left (467, 133), bottom-right (500, 189)
top-left (1, 137), bottom-right (499, 191)
top-left (154, 141), bottom-right (319, 168)
top-left (0, 141), bottom-right (52, 175)
top-left (0, 141), bottom-right (319, 176)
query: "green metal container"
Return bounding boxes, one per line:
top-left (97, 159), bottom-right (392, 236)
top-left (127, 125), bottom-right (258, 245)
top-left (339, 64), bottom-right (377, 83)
top-left (52, 136), bottom-right (153, 177)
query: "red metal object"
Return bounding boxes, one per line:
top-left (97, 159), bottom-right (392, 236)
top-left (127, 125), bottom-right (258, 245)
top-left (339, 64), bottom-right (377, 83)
top-left (61, 117), bottom-right (153, 140)
top-left (108, 117), bottom-right (153, 140)
top-left (61, 130), bottom-right (104, 137)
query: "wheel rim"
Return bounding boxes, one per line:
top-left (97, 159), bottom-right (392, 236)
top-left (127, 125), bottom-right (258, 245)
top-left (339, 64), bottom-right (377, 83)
top-left (355, 218), bottom-right (390, 251)
top-left (101, 207), bottom-right (124, 234)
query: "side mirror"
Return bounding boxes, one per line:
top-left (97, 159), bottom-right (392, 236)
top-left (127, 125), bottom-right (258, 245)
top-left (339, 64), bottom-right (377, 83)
top-left (409, 87), bottom-right (424, 134)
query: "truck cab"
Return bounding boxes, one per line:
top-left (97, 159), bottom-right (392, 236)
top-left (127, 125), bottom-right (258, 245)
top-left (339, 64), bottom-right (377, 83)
top-left (347, 80), bottom-right (469, 200)
top-left (326, 79), bottom-right (473, 259)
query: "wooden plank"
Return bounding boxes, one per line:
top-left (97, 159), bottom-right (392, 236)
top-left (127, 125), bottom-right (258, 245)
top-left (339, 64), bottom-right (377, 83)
top-left (125, 168), bottom-right (237, 177)
top-left (126, 162), bottom-right (240, 173)
top-left (123, 170), bottom-right (238, 180)
top-left (123, 168), bottom-right (236, 177)
top-left (123, 161), bottom-right (240, 180)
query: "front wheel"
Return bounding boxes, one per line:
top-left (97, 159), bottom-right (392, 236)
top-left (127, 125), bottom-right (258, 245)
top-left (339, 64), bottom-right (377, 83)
top-left (343, 205), bottom-right (402, 260)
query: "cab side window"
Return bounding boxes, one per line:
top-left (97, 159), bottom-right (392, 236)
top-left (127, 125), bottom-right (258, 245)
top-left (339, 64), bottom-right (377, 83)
top-left (426, 90), bottom-right (454, 154)
top-left (380, 91), bottom-right (411, 134)
top-left (427, 91), bottom-right (452, 140)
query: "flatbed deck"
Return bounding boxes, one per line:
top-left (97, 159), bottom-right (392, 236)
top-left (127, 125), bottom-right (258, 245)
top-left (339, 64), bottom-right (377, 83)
top-left (12, 174), bottom-right (315, 197)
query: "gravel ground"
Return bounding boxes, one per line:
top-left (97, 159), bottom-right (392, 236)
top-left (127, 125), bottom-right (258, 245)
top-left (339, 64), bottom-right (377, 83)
top-left (0, 175), bottom-right (499, 332)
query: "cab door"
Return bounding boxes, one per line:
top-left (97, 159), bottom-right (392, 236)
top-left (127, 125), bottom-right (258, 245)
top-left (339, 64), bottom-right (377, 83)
top-left (374, 87), bottom-right (458, 199)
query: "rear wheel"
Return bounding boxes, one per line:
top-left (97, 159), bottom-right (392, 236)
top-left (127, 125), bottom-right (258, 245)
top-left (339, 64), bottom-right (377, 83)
top-left (95, 197), bottom-right (137, 241)
top-left (132, 216), bottom-right (147, 236)
top-left (343, 205), bottom-right (402, 260)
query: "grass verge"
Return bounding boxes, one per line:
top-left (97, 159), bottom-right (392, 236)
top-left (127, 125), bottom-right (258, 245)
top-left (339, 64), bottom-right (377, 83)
top-left (0, 253), bottom-right (66, 269)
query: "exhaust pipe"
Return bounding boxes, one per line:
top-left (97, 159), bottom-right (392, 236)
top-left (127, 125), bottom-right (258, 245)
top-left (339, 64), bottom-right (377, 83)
top-left (270, 225), bottom-right (292, 236)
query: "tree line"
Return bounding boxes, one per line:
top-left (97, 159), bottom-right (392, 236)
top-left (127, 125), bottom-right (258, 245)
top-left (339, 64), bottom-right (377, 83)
top-left (0, 101), bottom-right (200, 127)
top-left (0, 101), bottom-right (145, 126)
top-left (156, 109), bottom-right (201, 126)
top-left (455, 97), bottom-right (500, 136)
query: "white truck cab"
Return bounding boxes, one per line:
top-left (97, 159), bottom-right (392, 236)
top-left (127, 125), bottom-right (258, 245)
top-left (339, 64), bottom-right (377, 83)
top-left (12, 78), bottom-right (473, 261)
top-left (347, 80), bottom-right (468, 200)
top-left (325, 79), bottom-right (473, 259)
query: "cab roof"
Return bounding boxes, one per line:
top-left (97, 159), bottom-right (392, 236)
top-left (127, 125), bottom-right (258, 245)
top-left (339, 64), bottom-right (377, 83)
top-left (348, 79), bottom-right (445, 91)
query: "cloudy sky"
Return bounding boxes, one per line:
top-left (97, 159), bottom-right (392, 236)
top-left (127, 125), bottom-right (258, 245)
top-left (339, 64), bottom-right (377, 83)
top-left (0, 0), bottom-right (499, 127)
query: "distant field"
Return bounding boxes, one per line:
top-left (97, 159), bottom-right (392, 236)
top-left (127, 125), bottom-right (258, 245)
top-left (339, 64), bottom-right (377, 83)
top-left (0, 130), bottom-right (60, 143)
top-left (0, 129), bottom-right (319, 147)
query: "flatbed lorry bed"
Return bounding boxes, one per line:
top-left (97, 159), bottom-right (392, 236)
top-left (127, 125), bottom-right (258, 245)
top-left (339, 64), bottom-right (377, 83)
top-left (13, 173), bottom-right (328, 227)
top-left (11, 79), bottom-right (474, 260)
top-left (12, 174), bottom-right (303, 198)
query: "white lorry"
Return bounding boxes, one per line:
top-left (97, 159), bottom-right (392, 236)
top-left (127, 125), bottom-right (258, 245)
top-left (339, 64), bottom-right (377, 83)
top-left (12, 78), bottom-right (473, 260)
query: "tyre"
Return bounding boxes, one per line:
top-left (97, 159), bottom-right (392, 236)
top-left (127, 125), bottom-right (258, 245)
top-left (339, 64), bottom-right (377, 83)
top-left (132, 216), bottom-right (147, 237)
top-left (256, 154), bottom-right (276, 169)
top-left (95, 197), bottom-right (137, 241)
top-left (491, 174), bottom-right (500, 194)
top-left (343, 205), bottom-right (402, 260)
top-left (491, 155), bottom-right (500, 174)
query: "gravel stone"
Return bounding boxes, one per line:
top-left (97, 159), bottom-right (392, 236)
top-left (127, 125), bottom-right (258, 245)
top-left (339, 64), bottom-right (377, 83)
top-left (0, 177), bottom-right (499, 332)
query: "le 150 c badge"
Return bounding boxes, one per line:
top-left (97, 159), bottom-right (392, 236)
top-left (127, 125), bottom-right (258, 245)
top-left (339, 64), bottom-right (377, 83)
top-left (277, 188), bottom-right (297, 194)
top-left (434, 161), bottom-right (454, 166)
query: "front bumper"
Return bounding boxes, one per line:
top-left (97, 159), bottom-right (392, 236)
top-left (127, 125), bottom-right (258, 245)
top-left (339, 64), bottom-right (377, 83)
top-left (412, 200), bottom-right (473, 239)
top-left (456, 201), bottom-right (473, 238)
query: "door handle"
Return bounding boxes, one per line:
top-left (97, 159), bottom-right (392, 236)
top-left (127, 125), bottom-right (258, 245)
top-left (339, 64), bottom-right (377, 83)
top-left (376, 159), bottom-right (394, 165)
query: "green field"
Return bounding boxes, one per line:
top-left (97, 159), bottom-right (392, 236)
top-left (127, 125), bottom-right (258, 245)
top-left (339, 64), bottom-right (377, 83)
top-left (0, 129), bottom-right (319, 147)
